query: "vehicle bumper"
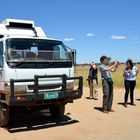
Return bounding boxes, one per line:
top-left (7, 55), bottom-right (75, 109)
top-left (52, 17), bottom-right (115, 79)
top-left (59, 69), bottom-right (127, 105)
top-left (4, 75), bottom-right (83, 106)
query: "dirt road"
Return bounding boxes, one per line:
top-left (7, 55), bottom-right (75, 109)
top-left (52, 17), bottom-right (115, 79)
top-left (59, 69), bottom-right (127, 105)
top-left (0, 88), bottom-right (140, 140)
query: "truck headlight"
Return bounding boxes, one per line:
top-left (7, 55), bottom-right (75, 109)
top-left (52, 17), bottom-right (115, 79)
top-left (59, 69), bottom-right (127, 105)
top-left (67, 82), bottom-right (74, 90)
top-left (4, 84), bottom-right (27, 94)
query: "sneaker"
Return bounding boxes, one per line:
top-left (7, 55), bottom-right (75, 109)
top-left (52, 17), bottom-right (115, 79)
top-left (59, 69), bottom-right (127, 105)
top-left (124, 103), bottom-right (127, 107)
top-left (94, 91), bottom-right (98, 99)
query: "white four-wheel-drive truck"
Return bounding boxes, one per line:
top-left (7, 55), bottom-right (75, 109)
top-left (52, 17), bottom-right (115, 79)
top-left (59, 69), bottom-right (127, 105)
top-left (0, 19), bottom-right (83, 127)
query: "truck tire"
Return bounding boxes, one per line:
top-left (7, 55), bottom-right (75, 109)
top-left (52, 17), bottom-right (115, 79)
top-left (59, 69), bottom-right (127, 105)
top-left (50, 105), bottom-right (65, 118)
top-left (0, 103), bottom-right (9, 127)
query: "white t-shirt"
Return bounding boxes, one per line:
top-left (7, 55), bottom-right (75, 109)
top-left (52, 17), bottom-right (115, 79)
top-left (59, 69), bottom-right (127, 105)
top-left (124, 66), bottom-right (138, 81)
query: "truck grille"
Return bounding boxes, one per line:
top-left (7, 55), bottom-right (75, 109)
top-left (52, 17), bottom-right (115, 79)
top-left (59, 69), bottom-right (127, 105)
top-left (27, 84), bottom-right (61, 91)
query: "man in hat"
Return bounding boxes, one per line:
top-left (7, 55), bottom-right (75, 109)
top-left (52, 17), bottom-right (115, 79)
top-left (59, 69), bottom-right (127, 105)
top-left (88, 62), bottom-right (98, 100)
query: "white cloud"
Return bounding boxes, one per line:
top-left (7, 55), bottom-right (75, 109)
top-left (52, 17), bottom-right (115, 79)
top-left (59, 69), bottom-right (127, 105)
top-left (64, 38), bottom-right (75, 42)
top-left (131, 37), bottom-right (139, 44)
top-left (133, 41), bottom-right (139, 44)
top-left (111, 35), bottom-right (127, 40)
top-left (86, 33), bottom-right (95, 37)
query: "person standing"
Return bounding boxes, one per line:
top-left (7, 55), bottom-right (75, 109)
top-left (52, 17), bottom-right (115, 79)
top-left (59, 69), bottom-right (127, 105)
top-left (99, 56), bottom-right (119, 113)
top-left (88, 62), bottom-right (98, 99)
top-left (123, 59), bottom-right (139, 107)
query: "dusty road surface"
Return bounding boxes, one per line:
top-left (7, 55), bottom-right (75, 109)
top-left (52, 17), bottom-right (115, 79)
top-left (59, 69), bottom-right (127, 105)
top-left (0, 87), bottom-right (140, 140)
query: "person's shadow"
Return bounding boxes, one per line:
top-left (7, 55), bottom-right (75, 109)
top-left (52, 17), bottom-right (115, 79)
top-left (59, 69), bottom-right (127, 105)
top-left (85, 97), bottom-right (98, 100)
top-left (118, 102), bottom-right (124, 106)
top-left (118, 102), bottom-right (136, 106)
top-left (94, 107), bottom-right (103, 112)
top-left (6, 109), bottom-right (79, 133)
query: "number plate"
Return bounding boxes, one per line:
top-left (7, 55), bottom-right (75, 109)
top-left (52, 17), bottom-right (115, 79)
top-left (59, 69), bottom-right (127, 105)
top-left (44, 92), bottom-right (58, 99)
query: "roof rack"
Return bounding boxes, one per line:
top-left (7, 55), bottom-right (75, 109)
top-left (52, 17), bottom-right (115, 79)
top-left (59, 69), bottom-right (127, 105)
top-left (2, 19), bottom-right (35, 28)
top-left (0, 19), bottom-right (46, 37)
top-left (4, 19), bottom-right (37, 37)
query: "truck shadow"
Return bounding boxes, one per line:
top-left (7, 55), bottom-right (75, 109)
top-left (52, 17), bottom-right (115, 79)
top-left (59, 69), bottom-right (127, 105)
top-left (7, 110), bottom-right (79, 133)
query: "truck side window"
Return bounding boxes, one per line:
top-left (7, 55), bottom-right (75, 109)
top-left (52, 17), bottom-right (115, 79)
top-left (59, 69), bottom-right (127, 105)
top-left (0, 42), bottom-right (3, 67)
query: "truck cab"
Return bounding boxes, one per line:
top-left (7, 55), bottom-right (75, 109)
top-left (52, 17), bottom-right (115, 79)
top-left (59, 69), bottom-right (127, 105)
top-left (0, 19), bottom-right (83, 127)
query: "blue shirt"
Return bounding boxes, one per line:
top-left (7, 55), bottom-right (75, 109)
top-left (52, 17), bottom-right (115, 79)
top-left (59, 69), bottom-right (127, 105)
top-left (124, 66), bottom-right (138, 81)
top-left (88, 67), bottom-right (98, 80)
top-left (99, 64), bottom-right (112, 80)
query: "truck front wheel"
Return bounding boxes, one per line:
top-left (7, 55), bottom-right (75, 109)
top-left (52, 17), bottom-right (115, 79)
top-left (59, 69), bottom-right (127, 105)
top-left (50, 105), bottom-right (65, 118)
top-left (0, 103), bottom-right (9, 127)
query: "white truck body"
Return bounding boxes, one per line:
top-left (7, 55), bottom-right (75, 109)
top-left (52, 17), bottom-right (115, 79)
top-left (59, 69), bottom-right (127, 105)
top-left (0, 19), bottom-right (83, 127)
top-left (0, 19), bottom-right (74, 92)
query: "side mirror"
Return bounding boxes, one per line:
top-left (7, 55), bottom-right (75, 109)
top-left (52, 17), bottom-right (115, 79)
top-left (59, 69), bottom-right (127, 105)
top-left (71, 50), bottom-right (76, 66)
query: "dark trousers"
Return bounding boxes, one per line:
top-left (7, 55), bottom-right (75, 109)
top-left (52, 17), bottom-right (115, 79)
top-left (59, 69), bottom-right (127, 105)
top-left (124, 80), bottom-right (136, 104)
top-left (102, 79), bottom-right (114, 111)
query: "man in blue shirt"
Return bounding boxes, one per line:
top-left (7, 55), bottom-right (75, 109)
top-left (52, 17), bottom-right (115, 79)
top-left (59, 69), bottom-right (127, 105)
top-left (88, 62), bottom-right (98, 99)
top-left (99, 56), bottom-right (119, 113)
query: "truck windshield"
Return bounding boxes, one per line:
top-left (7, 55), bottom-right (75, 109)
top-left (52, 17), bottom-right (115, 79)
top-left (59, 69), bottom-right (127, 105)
top-left (6, 38), bottom-right (72, 68)
top-left (6, 38), bottom-right (72, 62)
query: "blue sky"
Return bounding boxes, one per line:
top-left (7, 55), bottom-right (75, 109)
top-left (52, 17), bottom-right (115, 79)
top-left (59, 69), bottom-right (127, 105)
top-left (0, 0), bottom-right (140, 63)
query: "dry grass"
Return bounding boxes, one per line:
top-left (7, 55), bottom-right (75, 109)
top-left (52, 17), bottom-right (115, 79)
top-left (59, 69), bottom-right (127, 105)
top-left (75, 64), bottom-right (140, 88)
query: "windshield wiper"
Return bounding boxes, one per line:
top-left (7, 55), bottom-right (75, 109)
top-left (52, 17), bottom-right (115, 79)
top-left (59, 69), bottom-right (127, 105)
top-left (45, 62), bottom-right (55, 67)
top-left (8, 62), bottom-right (27, 67)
